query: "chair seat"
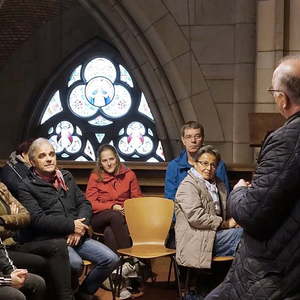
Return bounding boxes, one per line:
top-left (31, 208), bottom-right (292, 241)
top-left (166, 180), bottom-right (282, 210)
top-left (212, 256), bottom-right (234, 262)
top-left (118, 244), bottom-right (176, 259)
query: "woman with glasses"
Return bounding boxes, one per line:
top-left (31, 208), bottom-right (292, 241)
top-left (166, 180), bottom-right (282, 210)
top-left (175, 145), bottom-right (243, 270)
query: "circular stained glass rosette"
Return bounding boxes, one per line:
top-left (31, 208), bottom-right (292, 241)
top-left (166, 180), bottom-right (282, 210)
top-left (84, 58), bottom-right (117, 83)
top-left (85, 77), bottom-right (115, 108)
top-left (101, 85), bottom-right (131, 118)
top-left (69, 85), bottom-right (98, 117)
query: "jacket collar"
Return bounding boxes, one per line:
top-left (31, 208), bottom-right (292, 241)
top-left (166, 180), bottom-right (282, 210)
top-left (174, 150), bottom-right (192, 170)
top-left (285, 110), bottom-right (300, 125)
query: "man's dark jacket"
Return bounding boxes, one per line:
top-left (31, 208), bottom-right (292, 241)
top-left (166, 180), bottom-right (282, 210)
top-left (17, 169), bottom-right (92, 242)
top-left (208, 111), bottom-right (300, 299)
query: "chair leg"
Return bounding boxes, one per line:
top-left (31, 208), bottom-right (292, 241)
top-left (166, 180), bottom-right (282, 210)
top-left (113, 255), bottom-right (124, 299)
top-left (172, 255), bottom-right (182, 300)
top-left (108, 274), bottom-right (116, 300)
top-left (167, 257), bottom-right (174, 285)
top-left (184, 268), bottom-right (190, 298)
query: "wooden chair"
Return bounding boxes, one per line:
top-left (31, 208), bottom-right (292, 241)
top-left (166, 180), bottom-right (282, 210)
top-left (114, 197), bottom-right (182, 299)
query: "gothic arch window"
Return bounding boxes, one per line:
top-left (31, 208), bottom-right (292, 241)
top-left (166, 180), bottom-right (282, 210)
top-left (36, 40), bottom-right (165, 162)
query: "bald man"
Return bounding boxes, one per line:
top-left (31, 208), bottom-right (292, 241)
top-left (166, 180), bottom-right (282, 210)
top-left (205, 56), bottom-right (300, 299)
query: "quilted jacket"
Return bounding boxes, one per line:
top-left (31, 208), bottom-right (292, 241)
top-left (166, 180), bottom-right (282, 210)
top-left (210, 111), bottom-right (300, 299)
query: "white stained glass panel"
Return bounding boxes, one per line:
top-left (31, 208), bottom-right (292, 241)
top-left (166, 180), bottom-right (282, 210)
top-left (101, 85), bottom-right (131, 118)
top-left (68, 65), bottom-right (82, 87)
top-left (41, 91), bottom-right (63, 125)
top-left (75, 156), bottom-right (88, 161)
top-left (48, 127), bottom-right (54, 134)
top-left (147, 157), bottom-right (159, 162)
top-left (85, 77), bottom-right (114, 107)
top-left (84, 140), bottom-right (96, 160)
top-left (88, 115), bottom-right (113, 126)
top-left (69, 85), bottom-right (98, 117)
top-left (138, 93), bottom-right (154, 120)
top-left (65, 136), bottom-right (82, 154)
top-left (156, 141), bottom-right (165, 161)
top-left (84, 58), bottom-right (117, 83)
top-left (119, 128), bottom-right (124, 135)
top-left (95, 133), bottom-right (105, 143)
top-left (49, 135), bottom-right (63, 153)
top-left (120, 65), bottom-right (133, 88)
top-left (76, 126), bottom-right (82, 136)
top-left (61, 153), bottom-right (70, 158)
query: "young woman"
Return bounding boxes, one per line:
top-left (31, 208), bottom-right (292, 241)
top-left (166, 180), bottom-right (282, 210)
top-left (175, 145), bottom-right (243, 269)
top-left (86, 144), bottom-right (143, 252)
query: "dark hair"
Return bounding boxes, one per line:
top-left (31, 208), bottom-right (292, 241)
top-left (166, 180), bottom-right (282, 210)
top-left (180, 121), bottom-right (204, 138)
top-left (16, 138), bottom-right (35, 155)
top-left (94, 144), bottom-right (121, 181)
top-left (194, 145), bottom-right (221, 166)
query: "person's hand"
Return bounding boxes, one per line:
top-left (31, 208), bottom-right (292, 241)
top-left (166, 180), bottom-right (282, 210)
top-left (10, 203), bottom-right (19, 214)
top-left (233, 179), bottom-right (250, 190)
top-left (11, 269), bottom-right (28, 289)
top-left (112, 204), bottom-right (125, 215)
top-left (74, 218), bottom-right (89, 235)
top-left (227, 217), bottom-right (237, 228)
top-left (67, 233), bottom-right (82, 246)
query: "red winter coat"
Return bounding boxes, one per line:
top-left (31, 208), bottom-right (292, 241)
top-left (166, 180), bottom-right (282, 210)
top-left (86, 164), bottom-right (142, 213)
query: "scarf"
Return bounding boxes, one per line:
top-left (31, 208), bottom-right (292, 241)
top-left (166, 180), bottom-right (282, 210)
top-left (191, 168), bottom-right (221, 216)
top-left (34, 168), bottom-right (68, 191)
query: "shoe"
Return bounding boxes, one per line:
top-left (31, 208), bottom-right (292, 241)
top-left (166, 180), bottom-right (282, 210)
top-left (119, 287), bottom-right (132, 300)
top-left (100, 277), bottom-right (112, 291)
top-left (122, 262), bottom-right (138, 278)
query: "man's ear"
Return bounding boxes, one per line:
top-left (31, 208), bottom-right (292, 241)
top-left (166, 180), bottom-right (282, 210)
top-left (282, 93), bottom-right (290, 110)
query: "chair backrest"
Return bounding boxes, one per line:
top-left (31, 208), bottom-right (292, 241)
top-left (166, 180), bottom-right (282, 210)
top-left (124, 197), bottom-right (174, 246)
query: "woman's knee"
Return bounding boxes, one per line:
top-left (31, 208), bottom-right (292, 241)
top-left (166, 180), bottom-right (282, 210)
top-left (0, 287), bottom-right (26, 300)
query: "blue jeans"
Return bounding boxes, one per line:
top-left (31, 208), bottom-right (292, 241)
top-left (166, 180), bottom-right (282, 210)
top-left (213, 228), bottom-right (243, 257)
top-left (68, 238), bottom-right (119, 294)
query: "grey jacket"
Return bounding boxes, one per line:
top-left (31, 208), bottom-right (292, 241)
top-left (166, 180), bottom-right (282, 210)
top-left (175, 170), bottom-right (227, 268)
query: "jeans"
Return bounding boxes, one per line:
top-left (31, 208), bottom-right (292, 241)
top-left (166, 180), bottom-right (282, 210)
top-left (0, 273), bottom-right (46, 300)
top-left (68, 237), bottom-right (119, 294)
top-left (213, 228), bottom-right (243, 257)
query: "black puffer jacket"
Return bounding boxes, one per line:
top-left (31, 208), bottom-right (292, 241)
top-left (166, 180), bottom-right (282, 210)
top-left (17, 169), bottom-right (92, 242)
top-left (213, 111), bottom-right (300, 299)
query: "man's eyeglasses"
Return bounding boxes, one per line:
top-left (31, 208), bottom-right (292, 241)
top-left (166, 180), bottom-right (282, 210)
top-left (196, 160), bottom-right (217, 169)
top-left (184, 135), bottom-right (202, 141)
top-left (267, 87), bottom-right (284, 96)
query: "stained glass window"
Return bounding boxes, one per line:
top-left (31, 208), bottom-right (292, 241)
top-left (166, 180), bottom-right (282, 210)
top-left (37, 40), bottom-right (165, 162)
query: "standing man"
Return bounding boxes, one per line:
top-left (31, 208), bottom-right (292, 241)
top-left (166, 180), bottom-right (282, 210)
top-left (205, 56), bottom-right (300, 299)
top-left (18, 138), bottom-right (119, 300)
top-left (164, 121), bottom-right (230, 201)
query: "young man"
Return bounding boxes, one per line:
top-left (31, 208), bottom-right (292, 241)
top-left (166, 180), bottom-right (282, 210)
top-left (205, 55), bottom-right (300, 299)
top-left (164, 121), bottom-right (230, 201)
top-left (0, 238), bottom-right (45, 300)
top-left (18, 138), bottom-right (119, 300)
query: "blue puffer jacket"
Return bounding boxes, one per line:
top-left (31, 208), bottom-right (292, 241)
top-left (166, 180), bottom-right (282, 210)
top-left (207, 111), bottom-right (300, 299)
top-left (164, 150), bottom-right (230, 201)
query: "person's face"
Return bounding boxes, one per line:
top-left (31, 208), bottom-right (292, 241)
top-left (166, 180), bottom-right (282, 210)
top-left (100, 149), bottom-right (118, 174)
top-left (194, 152), bottom-right (217, 181)
top-left (181, 128), bottom-right (203, 154)
top-left (30, 142), bottom-right (57, 176)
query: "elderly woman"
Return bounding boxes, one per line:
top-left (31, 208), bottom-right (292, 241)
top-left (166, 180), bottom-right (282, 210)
top-left (86, 144), bottom-right (142, 252)
top-left (175, 145), bottom-right (242, 269)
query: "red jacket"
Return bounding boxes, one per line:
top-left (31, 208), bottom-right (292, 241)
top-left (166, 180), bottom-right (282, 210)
top-left (86, 164), bottom-right (142, 213)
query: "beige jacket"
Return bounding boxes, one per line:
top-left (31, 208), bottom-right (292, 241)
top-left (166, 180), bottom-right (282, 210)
top-left (175, 170), bottom-right (228, 269)
top-left (0, 182), bottom-right (30, 245)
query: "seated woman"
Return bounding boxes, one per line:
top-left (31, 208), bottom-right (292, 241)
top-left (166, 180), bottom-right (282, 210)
top-left (86, 144), bottom-right (143, 252)
top-left (175, 145), bottom-right (243, 269)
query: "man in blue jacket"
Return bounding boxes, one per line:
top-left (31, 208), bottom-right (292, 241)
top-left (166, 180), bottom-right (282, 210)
top-left (164, 121), bottom-right (230, 201)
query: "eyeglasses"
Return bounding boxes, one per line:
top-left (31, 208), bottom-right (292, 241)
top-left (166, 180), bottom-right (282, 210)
top-left (184, 134), bottom-right (202, 141)
top-left (196, 160), bottom-right (217, 169)
top-left (267, 87), bottom-right (284, 96)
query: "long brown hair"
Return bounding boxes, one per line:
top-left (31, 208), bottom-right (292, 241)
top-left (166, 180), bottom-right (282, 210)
top-left (94, 144), bottom-right (121, 181)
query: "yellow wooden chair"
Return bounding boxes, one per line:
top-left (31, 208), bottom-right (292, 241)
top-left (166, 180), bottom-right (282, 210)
top-left (114, 197), bottom-right (181, 299)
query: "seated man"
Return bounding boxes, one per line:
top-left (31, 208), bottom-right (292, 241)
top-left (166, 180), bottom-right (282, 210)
top-left (0, 237), bottom-right (45, 300)
top-left (17, 138), bottom-right (119, 300)
top-left (0, 181), bottom-right (74, 300)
